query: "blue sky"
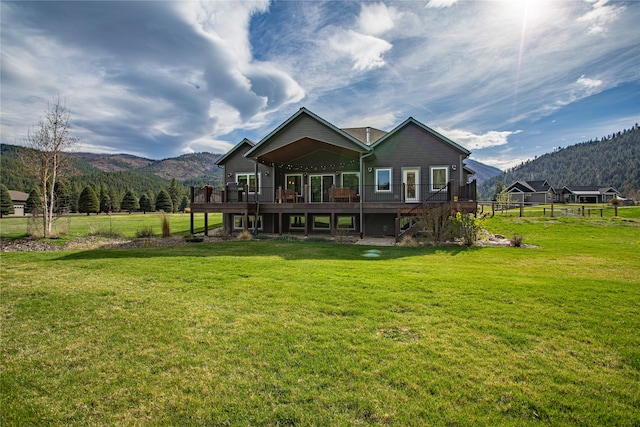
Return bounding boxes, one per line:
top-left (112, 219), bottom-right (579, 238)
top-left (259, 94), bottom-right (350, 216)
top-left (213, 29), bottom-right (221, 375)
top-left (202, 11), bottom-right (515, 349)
top-left (1, 0), bottom-right (638, 170)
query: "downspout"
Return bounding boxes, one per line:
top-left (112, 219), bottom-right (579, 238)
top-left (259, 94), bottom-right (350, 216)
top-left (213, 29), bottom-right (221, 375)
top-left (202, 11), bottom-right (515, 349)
top-left (359, 150), bottom-right (375, 239)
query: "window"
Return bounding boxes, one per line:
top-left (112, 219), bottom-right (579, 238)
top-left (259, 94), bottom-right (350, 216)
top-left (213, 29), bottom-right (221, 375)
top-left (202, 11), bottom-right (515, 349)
top-left (375, 168), bottom-right (392, 192)
top-left (289, 215), bottom-right (305, 229)
top-left (236, 173), bottom-right (260, 193)
top-left (286, 174), bottom-right (302, 194)
top-left (233, 215), bottom-right (263, 230)
top-left (430, 167), bottom-right (448, 192)
top-left (313, 215), bottom-right (331, 230)
top-left (337, 215), bottom-right (356, 230)
top-left (342, 172), bottom-right (359, 191)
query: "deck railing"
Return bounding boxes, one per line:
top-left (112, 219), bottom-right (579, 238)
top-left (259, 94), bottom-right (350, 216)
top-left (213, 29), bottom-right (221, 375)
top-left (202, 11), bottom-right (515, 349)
top-left (191, 180), bottom-right (476, 205)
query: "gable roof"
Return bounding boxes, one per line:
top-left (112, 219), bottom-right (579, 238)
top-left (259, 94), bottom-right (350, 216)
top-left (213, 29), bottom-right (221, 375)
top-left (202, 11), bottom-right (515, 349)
top-left (370, 117), bottom-right (470, 155)
top-left (507, 180), bottom-right (553, 193)
top-left (215, 138), bottom-right (255, 166)
top-left (8, 190), bottom-right (28, 203)
top-left (244, 107), bottom-right (371, 159)
top-left (562, 185), bottom-right (620, 195)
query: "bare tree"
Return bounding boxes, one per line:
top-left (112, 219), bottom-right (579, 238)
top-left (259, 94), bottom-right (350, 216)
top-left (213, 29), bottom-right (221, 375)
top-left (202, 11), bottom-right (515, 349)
top-left (23, 98), bottom-right (78, 237)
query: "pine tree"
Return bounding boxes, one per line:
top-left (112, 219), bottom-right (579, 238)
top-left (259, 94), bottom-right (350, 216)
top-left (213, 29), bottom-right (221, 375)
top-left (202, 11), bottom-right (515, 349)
top-left (0, 184), bottom-right (13, 217)
top-left (26, 188), bottom-right (41, 214)
top-left (155, 189), bottom-right (173, 213)
top-left (178, 195), bottom-right (189, 212)
top-left (121, 190), bottom-right (139, 213)
top-left (139, 194), bottom-right (152, 214)
top-left (78, 186), bottom-right (99, 215)
top-left (100, 194), bottom-right (112, 213)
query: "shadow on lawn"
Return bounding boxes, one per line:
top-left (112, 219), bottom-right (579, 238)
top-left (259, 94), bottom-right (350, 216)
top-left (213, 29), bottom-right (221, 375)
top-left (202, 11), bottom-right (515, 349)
top-left (55, 240), bottom-right (480, 262)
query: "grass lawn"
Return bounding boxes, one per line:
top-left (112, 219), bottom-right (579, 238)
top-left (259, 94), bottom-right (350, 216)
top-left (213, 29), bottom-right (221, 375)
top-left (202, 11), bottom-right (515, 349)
top-left (1, 210), bottom-right (639, 425)
top-left (0, 212), bottom-right (222, 242)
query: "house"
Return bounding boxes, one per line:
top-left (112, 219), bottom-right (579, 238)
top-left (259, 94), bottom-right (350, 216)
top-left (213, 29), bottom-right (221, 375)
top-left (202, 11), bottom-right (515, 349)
top-left (561, 186), bottom-right (620, 203)
top-left (505, 180), bottom-right (556, 204)
top-left (8, 190), bottom-right (29, 216)
top-left (189, 108), bottom-right (476, 239)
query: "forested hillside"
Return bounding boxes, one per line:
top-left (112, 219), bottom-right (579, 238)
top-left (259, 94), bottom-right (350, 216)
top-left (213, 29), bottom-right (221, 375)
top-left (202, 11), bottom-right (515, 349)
top-left (0, 144), bottom-right (224, 213)
top-left (478, 125), bottom-right (640, 200)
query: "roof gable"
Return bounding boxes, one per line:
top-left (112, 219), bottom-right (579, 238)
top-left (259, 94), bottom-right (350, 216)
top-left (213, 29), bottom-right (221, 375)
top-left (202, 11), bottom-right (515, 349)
top-left (245, 108), bottom-right (370, 160)
top-left (370, 117), bottom-right (470, 155)
top-left (215, 138), bottom-right (255, 166)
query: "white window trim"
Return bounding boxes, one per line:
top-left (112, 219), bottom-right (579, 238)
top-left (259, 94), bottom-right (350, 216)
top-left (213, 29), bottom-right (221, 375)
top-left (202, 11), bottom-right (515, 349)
top-left (375, 168), bottom-right (392, 193)
top-left (429, 166), bottom-right (449, 192)
top-left (233, 215), bottom-right (263, 230)
top-left (235, 172), bottom-right (261, 194)
top-left (341, 172), bottom-right (360, 189)
top-left (312, 215), bottom-right (331, 230)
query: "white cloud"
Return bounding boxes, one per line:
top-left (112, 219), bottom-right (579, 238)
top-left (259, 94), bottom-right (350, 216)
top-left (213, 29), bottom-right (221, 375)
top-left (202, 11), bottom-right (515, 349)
top-left (577, 75), bottom-right (603, 89)
top-left (328, 29), bottom-right (392, 71)
top-left (426, 0), bottom-right (459, 9)
top-left (578, 0), bottom-right (624, 35)
top-left (435, 127), bottom-right (522, 150)
top-left (358, 3), bottom-right (395, 36)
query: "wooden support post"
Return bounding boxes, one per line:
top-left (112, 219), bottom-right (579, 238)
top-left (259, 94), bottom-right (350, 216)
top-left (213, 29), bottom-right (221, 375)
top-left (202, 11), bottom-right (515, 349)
top-left (204, 213), bottom-right (208, 236)
top-left (303, 184), bottom-right (309, 203)
top-left (520, 202), bottom-right (523, 217)
top-left (304, 212), bottom-right (309, 237)
top-left (600, 208), bottom-right (603, 218)
top-left (551, 203), bottom-right (554, 218)
top-left (395, 216), bottom-right (400, 243)
top-left (582, 205), bottom-right (585, 216)
top-left (190, 211), bottom-right (194, 235)
top-left (330, 212), bottom-right (335, 236)
top-left (243, 210), bottom-right (248, 232)
top-left (278, 212), bottom-right (283, 235)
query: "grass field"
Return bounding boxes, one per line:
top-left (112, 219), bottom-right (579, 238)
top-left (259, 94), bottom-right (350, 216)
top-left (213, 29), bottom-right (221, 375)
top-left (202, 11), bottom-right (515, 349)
top-left (0, 212), bottom-right (222, 242)
top-left (1, 210), bottom-right (639, 425)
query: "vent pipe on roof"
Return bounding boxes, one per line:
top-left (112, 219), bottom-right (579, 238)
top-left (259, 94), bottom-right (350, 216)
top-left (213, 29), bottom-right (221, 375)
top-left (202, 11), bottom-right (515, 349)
top-left (366, 127), bottom-right (370, 144)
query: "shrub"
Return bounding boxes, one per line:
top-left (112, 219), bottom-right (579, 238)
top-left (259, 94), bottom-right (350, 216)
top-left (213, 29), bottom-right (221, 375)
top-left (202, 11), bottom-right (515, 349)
top-left (510, 234), bottom-right (525, 247)
top-left (399, 234), bottom-right (418, 247)
top-left (135, 226), bottom-right (154, 238)
top-left (160, 214), bottom-right (171, 238)
top-left (237, 230), bottom-right (253, 240)
top-left (450, 212), bottom-right (482, 246)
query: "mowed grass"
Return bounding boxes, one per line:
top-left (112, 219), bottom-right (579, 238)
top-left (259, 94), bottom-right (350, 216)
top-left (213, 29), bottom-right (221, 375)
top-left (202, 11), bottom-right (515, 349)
top-left (1, 211), bottom-right (639, 425)
top-left (0, 212), bottom-right (221, 242)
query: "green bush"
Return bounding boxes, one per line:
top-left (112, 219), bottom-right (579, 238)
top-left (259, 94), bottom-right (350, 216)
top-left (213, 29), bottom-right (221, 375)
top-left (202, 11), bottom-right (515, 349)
top-left (135, 226), bottom-right (154, 238)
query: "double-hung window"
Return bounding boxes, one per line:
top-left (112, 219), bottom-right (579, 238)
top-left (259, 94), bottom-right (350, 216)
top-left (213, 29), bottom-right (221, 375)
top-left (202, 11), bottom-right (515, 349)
top-left (375, 168), bottom-right (392, 192)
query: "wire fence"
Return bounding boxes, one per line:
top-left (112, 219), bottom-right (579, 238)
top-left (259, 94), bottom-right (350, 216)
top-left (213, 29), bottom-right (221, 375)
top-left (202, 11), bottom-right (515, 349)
top-left (477, 201), bottom-right (631, 218)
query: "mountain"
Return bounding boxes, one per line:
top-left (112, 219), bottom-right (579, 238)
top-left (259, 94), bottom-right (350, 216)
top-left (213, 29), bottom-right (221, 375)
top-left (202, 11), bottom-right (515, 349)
top-left (477, 124), bottom-right (640, 200)
top-left (464, 159), bottom-right (502, 184)
top-left (0, 144), bottom-right (224, 193)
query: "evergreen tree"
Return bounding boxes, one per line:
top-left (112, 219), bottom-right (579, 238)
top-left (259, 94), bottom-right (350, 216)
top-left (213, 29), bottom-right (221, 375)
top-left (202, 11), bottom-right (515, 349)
top-left (26, 188), bottom-right (41, 214)
top-left (155, 189), bottom-right (173, 212)
top-left (168, 179), bottom-right (183, 213)
top-left (53, 180), bottom-right (71, 214)
top-left (100, 194), bottom-right (112, 213)
top-left (78, 186), bottom-right (99, 215)
top-left (178, 195), bottom-right (189, 212)
top-left (139, 194), bottom-right (152, 214)
top-left (0, 184), bottom-right (13, 217)
top-left (121, 190), bottom-right (139, 213)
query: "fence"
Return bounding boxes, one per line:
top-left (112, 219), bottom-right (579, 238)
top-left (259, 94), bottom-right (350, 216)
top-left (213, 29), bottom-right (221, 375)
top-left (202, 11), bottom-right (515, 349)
top-left (478, 201), bottom-right (625, 218)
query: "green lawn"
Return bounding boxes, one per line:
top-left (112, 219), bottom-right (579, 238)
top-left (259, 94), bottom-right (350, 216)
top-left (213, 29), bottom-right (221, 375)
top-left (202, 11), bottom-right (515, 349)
top-left (1, 211), bottom-right (639, 425)
top-left (0, 212), bottom-right (222, 242)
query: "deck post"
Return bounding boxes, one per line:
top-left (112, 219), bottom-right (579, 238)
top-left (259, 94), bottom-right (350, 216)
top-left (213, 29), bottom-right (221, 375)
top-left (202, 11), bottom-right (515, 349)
top-left (279, 212), bottom-right (283, 235)
top-left (551, 202), bottom-right (554, 218)
top-left (190, 212), bottom-right (194, 234)
top-left (204, 213), bottom-right (208, 236)
top-left (395, 216), bottom-right (400, 243)
top-left (303, 184), bottom-right (309, 203)
top-left (304, 212), bottom-right (309, 237)
top-left (330, 212), bottom-right (335, 236)
top-left (520, 202), bottom-right (524, 217)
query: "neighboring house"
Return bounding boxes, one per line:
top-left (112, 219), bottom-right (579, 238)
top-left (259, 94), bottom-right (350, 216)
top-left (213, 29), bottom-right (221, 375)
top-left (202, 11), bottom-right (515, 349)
top-left (561, 186), bottom-right (621, 203)
top-left (505, 180), bottom-right (556, 204)
top-left (8, 190), bottom-right (29, 216)
top-left (189, 108), bottom-right (476, 238)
